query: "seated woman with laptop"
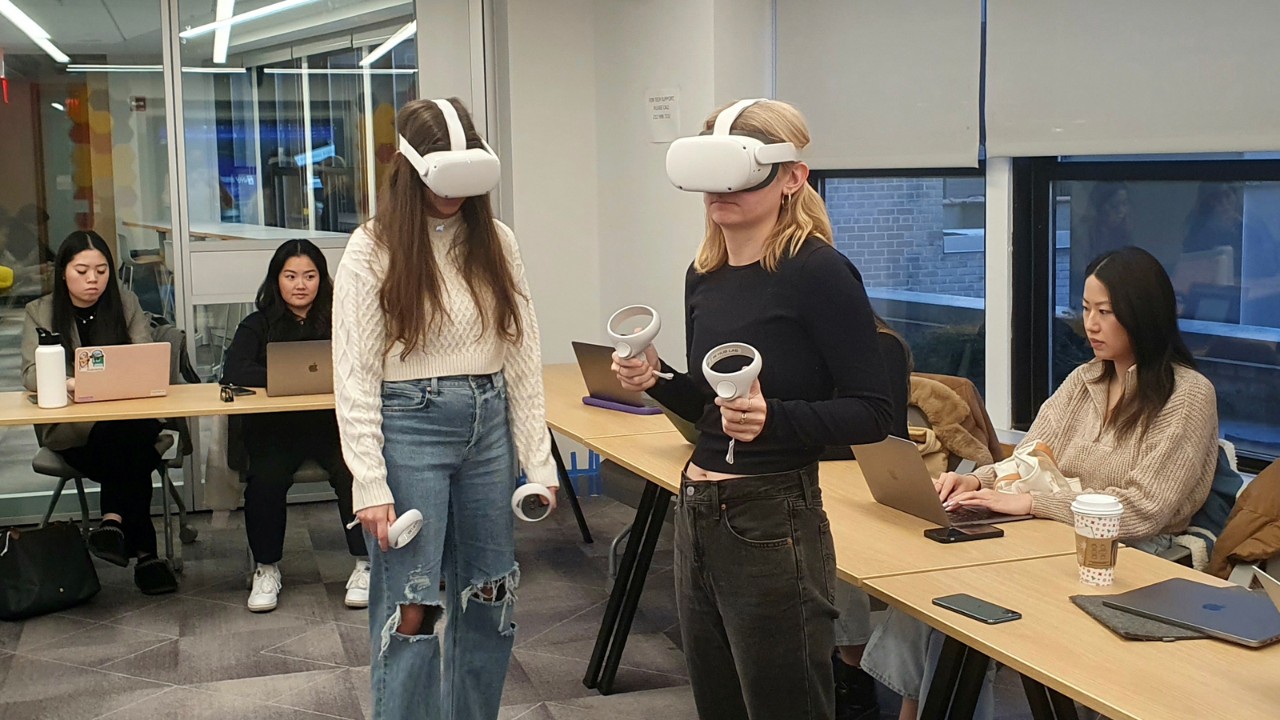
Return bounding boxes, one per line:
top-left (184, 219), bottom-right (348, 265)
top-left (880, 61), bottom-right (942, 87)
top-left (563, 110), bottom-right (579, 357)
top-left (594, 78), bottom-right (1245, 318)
top-left (862, 246), bottom-right (1220, 720)
top-left (20, 231), bottom-right (178, 595)
top-left (221, 240), bottom-right (368, 613)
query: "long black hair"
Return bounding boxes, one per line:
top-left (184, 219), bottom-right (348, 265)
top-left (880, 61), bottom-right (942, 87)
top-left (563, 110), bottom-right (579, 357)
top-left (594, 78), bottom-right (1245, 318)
top-left (255, 239), bottom-right (333, 342)
top-left (1085, 246), bottom-right (1197, 439)
top-left (51, 231), bottom-right (130, 357)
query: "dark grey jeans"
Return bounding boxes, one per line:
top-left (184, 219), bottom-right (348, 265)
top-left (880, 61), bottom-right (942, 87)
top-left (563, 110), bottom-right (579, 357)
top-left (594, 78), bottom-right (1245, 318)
top-left (675, 463), bottom-right (839, 720)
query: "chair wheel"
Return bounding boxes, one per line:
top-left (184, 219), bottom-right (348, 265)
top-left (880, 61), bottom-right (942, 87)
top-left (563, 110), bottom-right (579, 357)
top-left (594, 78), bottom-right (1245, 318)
top-left (180, 526), bottom-right (198, 544)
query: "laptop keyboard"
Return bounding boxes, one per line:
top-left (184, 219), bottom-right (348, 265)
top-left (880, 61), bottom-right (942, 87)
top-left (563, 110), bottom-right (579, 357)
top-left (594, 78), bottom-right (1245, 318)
top-left (946, 504), bottom-right (996, 526)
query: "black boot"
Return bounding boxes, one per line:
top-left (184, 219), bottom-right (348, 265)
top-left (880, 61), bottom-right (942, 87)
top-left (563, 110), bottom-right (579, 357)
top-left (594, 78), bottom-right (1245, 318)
top-left (834, 653), bottom-right (880, 720)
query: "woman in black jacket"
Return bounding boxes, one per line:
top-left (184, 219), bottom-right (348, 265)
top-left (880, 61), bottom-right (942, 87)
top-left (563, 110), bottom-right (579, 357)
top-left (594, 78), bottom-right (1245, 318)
top-left (222, 240), bottom-right (367, 613)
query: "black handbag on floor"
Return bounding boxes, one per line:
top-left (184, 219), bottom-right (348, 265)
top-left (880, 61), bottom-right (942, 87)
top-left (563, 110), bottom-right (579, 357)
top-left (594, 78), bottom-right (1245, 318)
top-left (0, 522), bottom-right (101, 621)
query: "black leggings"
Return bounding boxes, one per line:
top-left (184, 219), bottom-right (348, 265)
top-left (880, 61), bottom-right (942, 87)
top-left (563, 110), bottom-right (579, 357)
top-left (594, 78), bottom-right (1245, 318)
top-left (59, 419), bottom-right (162, 557)
top-left (243, 411), bottom-right (365, 565)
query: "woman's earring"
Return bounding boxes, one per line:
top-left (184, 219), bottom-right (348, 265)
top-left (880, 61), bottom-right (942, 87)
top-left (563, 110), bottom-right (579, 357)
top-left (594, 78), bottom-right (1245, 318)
top-left (783, 193), bottom-right (792, 208)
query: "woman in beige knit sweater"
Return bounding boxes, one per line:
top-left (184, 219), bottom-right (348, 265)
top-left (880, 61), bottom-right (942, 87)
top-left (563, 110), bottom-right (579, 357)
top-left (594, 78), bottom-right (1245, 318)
top-left (864, 246), bottom-right (1219, 720)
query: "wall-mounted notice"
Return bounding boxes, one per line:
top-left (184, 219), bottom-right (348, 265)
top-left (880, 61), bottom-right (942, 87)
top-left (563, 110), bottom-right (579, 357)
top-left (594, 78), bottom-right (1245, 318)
top-left (647, 88), bottom-right (679, 143)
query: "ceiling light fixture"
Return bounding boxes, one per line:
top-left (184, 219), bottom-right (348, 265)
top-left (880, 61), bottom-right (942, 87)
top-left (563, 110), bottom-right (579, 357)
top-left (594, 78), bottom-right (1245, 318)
top-left (179, 0), bottom-right (320, 39)
top-left (263, 67), bottom-right (417, 76)
top-left (359, 20), bottom-right (416, 67)
top-left (0, 0), bottom-right (71, 63)
top-left (212, 0), bottom-right (236, 64)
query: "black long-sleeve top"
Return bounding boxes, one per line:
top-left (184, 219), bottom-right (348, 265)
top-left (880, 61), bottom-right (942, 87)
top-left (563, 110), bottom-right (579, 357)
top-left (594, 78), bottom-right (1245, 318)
top-left (823, 330), bottom-right (911, 461)
top-left (647, 238), bottom-right (893, 474)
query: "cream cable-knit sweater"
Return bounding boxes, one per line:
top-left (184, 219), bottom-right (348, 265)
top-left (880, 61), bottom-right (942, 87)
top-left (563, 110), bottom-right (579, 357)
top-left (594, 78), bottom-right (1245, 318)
top-left (974, 360), bottom-right (1219, 540)
top-left (332, 215), bottom-right (557, 512)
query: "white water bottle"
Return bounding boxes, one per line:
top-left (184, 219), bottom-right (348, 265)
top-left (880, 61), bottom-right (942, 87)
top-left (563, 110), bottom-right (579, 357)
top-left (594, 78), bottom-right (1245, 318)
top-left (35, 331), bottom-right (68, 409)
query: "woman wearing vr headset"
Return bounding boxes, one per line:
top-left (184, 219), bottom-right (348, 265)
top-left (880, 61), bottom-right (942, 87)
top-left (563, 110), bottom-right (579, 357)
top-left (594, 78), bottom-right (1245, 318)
top-left (332, 97), bottom-right (558, 719)
top-left (614, 98), bottom-right (894, 720)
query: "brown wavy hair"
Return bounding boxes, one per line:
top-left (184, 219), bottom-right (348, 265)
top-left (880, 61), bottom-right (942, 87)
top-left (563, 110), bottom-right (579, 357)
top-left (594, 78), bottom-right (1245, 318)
top-left (370, 98), bottom-right (523, 358)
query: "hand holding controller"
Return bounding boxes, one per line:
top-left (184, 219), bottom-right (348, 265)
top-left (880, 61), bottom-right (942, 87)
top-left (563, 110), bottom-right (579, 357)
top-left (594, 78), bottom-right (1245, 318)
top-left (388, 509), bottom-right (423, 548)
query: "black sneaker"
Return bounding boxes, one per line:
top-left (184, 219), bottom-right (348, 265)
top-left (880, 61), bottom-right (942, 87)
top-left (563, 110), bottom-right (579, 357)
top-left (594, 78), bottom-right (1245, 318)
top-left (134, 556), bottom-right (178, 595)
top-left (87, 524), bottom-right (130, 567)
top-left (834, 655), bottom-right (880, 720)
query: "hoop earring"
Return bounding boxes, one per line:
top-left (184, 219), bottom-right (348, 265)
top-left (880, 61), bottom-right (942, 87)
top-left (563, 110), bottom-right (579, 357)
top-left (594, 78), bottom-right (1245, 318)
top-left (783, 193), bottom-right (792, 208)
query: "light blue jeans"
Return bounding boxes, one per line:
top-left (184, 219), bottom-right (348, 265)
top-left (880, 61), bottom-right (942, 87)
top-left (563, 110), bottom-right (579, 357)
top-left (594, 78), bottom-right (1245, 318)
top-left (368, 373), bottom-right (520, 720)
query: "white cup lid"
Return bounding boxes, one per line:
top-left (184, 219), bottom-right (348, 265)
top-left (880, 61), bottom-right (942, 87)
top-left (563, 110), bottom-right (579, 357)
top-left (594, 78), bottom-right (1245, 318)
top-left (1071, 493), bottom-right (1123, 517)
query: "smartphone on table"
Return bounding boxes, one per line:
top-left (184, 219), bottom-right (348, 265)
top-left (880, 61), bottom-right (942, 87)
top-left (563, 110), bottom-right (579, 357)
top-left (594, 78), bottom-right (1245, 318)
top-left (923, 524), bottom-right (1004, 543)
top-left (933, 593), bottom-right (1022, 625)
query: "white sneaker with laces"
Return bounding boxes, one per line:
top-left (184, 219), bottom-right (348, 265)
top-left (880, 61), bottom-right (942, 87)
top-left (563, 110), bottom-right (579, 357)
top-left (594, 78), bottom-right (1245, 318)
top-left (345, 560), bottom-right (370, 609)
top-left (248, 564), bottom-right (282, 613)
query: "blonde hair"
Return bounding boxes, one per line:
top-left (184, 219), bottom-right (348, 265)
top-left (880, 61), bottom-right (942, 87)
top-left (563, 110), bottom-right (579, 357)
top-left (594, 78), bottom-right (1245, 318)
top-left (693, 99), bottom-right (834, 274)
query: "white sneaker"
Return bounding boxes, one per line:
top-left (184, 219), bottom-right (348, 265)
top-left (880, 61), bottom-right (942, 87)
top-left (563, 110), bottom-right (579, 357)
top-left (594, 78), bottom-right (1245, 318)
top-left (345, 560), bottom-right (370, 609)
top-left (248, 564), bottom-right (282, 613)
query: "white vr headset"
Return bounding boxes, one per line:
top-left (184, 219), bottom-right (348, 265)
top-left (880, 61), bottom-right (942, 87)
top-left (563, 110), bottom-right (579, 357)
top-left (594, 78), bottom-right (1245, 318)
top-left (398, 98), bottom-right (501, 198)
top-left (665, 98), bottom-right (799, 193)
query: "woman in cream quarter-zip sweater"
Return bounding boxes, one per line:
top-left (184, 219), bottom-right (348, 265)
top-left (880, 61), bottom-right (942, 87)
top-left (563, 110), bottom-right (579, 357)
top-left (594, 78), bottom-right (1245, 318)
top-left (332, 97), bottom-right (557, 720)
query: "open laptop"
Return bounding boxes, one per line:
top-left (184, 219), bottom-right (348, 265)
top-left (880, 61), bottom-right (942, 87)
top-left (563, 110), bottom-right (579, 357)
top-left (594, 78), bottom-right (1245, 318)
top-left (1102, 577), bottom-right (1280, 648)
top-left (851, 436), bottom-right (1032, 527)
top-left (73, 343), bottom-right (169, 403)
top-left (571, 341), bottom-right (661, 415)
top-left (1255, 567), bottom-right (1280, 611)
top-left (267, 340), bottom-right (333, 397)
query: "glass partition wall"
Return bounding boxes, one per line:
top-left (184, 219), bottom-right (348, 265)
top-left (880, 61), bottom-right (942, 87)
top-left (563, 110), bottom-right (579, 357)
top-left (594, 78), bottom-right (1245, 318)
top-left (0, 0), bottom-right (420, 523)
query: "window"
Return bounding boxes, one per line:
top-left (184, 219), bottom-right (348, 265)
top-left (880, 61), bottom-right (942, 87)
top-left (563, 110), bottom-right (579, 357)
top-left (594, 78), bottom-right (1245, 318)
top-left (1022, 159), bottom-right (1280, 467)
top-left (818, 172), bottom-right (986, 393)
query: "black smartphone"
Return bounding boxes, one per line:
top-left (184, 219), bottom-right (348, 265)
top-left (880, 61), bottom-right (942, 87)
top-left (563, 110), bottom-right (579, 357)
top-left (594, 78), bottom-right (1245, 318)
top-left (923, 524), bottom-right (1004, 543)
top-left (933, 593), bottom-right (1022, 624)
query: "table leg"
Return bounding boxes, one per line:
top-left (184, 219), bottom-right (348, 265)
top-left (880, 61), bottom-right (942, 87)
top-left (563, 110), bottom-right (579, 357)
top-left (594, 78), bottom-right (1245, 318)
top-left (1022, 674), bottom-right (1081, 720)
top-left (598, 486), bottom-right (672, 695)
top-left (583, 481), bottom-right (660, 689)
top-left (949, 644), bottom-right (991, 719)
top-left (550, 431), bottom-right (593, 544)
top-left (921, 636), bottom-right (991, 720)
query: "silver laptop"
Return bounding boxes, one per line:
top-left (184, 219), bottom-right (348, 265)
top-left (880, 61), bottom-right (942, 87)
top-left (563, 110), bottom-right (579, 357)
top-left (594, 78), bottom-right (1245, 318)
top-left (571, 341), bottom-right (659, 409)
top-left (1102, 577), bottom-right (1280, 648)
top-left (851, 436), bottom-right (1032, 527)
top-left (266, 340), bottom-right (333, 397)
top-left (1255, 567), bottom-right (1280, 611)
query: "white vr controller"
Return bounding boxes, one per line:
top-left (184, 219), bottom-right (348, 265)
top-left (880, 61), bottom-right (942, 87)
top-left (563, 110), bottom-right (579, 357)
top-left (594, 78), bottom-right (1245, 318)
top-left (347, 508), bottom-right (425, 549)
top-left (607, 304), bottom-right (673, 379)
top-left (607, 305), bottom-right (661, 359)
top-left (702, 342), bottom-right (762, 400)
top-left (512, 483), bottom-right (553, 522)
top-left (390, 509), bottom-right (424, 549)
top-left (702, 343), bottom-right (762, 465)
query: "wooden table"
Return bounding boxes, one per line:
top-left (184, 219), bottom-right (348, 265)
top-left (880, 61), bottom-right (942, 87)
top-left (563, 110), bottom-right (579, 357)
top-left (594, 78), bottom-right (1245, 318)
top-left (123, 220), bottom-right (348, 243)
top-left (866, 550), bottom-right (1280, 720)
top-left (541, 364), bottom-right (676, 443)
top-left (577, 428), bottom-right (1076, 694)
top-left (0, 384), bottom-right (333, 427)
top-left (587, 429), bottom-right (1077, 583)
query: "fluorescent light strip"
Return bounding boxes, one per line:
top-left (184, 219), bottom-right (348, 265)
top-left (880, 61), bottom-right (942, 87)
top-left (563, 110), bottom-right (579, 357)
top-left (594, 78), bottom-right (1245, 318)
top-left (359, 20), bottom-right (416, 67)
top-left (0, 0), bottom-right (70, 63)
top-left (212, 0), bottom-right (236, 65)
top-left (179, 0), bottom-right (319, 39)
top-left (66, 64), bottom-right (247, 74)
top-left (263, 67), bottom-right (417, 76)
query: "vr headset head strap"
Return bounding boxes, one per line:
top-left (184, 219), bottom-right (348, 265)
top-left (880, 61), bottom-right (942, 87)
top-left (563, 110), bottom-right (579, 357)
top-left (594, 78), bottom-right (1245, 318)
top-left (431, 98), bottom-right (467, 152)
top-left (713, 98), bottom-right (767, 136)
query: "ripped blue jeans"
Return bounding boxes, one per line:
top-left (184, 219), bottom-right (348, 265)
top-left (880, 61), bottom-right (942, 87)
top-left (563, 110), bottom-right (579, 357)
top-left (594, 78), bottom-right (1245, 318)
top-left (369, 373), bottom-right (519, 720)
